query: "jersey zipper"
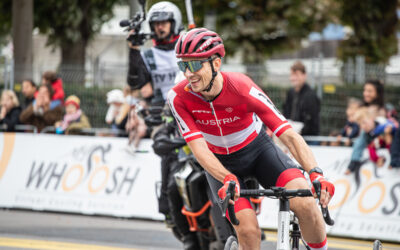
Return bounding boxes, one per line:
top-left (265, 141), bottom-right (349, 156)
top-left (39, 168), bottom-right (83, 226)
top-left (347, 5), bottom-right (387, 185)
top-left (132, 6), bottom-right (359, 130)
top-left (210, 102), bottom-right (230, 154)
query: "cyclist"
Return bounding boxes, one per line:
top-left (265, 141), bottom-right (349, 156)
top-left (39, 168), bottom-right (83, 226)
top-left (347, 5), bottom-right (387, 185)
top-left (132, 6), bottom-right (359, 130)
top-left (126, 2), bottom-right (199, 249)
top-left (167, 28), bottom-right (335, 250)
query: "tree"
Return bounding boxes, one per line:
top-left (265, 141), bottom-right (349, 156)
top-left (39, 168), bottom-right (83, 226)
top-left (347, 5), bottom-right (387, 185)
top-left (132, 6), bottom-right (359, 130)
top-left (12, 0), bottom-right (33, 83)
top-left (34, 0), bottom-right (124, 83)
top-left (336, 0), bottom-right (399, 65)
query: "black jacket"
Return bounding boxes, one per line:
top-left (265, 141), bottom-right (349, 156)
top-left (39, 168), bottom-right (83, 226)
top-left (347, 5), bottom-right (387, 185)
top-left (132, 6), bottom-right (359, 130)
top-left (0, 106), bottom-right (22, 132)
top-left (283, 83), bottom-right (320, 135)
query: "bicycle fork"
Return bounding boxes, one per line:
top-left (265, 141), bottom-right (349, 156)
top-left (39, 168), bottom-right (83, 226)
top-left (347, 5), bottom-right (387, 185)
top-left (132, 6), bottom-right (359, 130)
top-left (277, 198), bottom-right (291, 250)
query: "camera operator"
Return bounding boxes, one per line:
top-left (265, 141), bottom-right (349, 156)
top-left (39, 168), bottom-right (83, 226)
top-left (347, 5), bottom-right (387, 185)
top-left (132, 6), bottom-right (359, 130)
top-left (126, 2), bottom-right (199, 249)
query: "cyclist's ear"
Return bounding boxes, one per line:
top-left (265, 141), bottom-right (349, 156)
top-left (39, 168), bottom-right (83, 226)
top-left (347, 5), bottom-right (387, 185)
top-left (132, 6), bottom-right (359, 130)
top-left (213, 57), bottom-right (222, 71)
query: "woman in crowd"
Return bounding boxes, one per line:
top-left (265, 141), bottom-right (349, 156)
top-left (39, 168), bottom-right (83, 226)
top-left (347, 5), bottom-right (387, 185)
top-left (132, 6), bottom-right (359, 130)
top-left (0, 90), bottom-right (22, 132)
top-left (346, 79), bottom-right (388, 174)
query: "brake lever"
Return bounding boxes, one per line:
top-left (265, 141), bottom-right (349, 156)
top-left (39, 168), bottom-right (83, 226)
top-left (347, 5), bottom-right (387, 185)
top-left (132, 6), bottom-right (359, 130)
top-left (220, 181), bottom-right (240, 225)
top-left (312, 180), bottom-right (334, 226)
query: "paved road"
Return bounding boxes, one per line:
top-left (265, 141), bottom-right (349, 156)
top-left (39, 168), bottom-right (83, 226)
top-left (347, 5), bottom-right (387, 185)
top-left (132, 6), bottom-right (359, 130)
top-left (0, 209), bottom-right (399, 250)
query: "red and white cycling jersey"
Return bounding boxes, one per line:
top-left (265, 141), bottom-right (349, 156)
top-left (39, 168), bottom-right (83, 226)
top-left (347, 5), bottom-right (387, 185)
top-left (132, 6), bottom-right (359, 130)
top-left (167, 72), bottom-right (292, 154)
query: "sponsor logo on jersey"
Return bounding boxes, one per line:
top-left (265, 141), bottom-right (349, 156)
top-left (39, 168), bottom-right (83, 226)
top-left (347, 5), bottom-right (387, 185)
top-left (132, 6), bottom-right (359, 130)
top-left (195, 116), bottom-right (240, 125)
top-left (192, 110), bottom-right (212, 114)
top-left (225, 107), bottom-right (233, 113)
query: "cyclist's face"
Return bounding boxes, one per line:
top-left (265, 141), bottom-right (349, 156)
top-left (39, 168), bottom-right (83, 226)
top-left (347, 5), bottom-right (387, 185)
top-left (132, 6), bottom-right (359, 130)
top-left (153, 21), bottom-right (171, 40)
top-left (181, 57), bottom-right (220, 93)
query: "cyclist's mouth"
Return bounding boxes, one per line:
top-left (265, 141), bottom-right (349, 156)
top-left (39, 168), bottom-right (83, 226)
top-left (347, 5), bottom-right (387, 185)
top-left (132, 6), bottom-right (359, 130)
top-left (190, 79), bottom-right (201, 86)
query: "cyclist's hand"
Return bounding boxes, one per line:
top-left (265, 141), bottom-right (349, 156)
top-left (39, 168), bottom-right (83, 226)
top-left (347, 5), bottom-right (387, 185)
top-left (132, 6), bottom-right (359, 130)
top-left (310, 172), bottom-right (335, 208)
top-left (218, 174), bottom-right (240, 204)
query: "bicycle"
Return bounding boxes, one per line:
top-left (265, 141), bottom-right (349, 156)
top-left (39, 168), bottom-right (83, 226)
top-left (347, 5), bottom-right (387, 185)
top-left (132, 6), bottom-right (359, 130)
top-left (221, 181), bottom-right (334, 250)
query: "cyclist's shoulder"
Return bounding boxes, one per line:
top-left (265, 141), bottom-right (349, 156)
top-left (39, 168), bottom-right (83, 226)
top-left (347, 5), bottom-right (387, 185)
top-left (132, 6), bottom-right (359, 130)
top-left (222, 71), bottom-right (258, 95)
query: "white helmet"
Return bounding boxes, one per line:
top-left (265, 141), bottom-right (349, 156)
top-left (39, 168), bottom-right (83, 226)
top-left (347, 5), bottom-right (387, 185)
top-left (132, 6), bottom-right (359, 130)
top-left (147, 1), bottom-right (183, 36)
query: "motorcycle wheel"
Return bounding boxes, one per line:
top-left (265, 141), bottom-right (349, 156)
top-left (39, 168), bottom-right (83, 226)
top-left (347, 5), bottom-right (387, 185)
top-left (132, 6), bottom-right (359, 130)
top-left (373, 240), bottom-right (382, 250)
top-left (224, 235), bottom-right (238, 250)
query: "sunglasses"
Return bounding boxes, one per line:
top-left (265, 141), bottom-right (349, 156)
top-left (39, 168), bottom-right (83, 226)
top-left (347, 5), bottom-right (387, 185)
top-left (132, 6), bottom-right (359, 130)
top-left (177, 58), bottom-right (213, 73)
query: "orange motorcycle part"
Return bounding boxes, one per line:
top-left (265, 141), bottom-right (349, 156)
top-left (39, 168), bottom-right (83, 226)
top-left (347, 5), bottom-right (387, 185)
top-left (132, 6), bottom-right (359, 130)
top-left (181, 200), bottom-right (211, 232)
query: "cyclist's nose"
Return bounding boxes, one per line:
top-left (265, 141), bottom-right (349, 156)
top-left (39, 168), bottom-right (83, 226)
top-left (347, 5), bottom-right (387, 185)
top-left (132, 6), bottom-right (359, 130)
top-left (184, 68), bottom-right (194, 78)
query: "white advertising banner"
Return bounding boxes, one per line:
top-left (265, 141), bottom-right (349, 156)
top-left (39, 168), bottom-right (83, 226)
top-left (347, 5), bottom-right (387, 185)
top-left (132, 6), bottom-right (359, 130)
top-left (0, 132), bottom-right (163, 220)
top-left (258, 146), bottom-right (400, 242)
top-left (1, 133), bottom-right (400, 241)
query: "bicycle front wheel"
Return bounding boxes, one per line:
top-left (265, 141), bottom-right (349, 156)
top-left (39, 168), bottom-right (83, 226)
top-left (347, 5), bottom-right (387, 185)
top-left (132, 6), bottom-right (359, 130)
top-left (373, 240), bottom-right (382, 250)
top-left (224, 235), bottom-right (239, 250)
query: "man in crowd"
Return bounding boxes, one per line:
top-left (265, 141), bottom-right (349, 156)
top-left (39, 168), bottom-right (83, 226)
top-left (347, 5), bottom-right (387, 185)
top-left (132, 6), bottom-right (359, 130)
top-left (283, 61), bottom-right (320, 136)
top-left (21, 79), bottom-right (37, 109)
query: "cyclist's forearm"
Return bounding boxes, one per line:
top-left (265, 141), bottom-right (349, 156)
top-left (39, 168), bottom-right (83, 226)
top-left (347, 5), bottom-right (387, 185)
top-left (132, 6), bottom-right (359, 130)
top-left (280, 129), bottom-right (318, 172)
top-left (187, 139), bottom-right (230, 183)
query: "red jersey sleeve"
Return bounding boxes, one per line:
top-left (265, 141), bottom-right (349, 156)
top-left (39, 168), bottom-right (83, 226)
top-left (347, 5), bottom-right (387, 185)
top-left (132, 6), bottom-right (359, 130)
top-left (244, 80), bottom-right (291, 137)
top-left (167, 89), bottom-right (203, 142)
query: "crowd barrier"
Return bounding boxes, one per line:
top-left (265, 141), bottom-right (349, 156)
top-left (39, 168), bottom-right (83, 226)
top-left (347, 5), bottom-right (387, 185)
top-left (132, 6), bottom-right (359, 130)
top-left (0, 132), bottom-right (399, 242)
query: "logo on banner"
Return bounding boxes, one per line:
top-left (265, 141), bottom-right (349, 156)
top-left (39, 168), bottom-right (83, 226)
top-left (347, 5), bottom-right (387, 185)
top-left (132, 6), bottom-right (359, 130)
top-left (24, 144), bottom-right (140, 196)
top-left (0, 133), bottom-right (16, 181)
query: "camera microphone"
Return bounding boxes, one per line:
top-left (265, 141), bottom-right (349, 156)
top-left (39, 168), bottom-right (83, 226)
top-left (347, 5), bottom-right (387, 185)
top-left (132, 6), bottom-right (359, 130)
top-left (119, 20), bottom-right (130, 27)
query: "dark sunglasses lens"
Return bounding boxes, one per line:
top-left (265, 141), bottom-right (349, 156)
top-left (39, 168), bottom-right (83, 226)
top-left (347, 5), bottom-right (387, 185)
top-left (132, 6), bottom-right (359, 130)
top-left (177, 61), bottom-right (187, 72)
top-left (187, 61), bottom-right (202, 72)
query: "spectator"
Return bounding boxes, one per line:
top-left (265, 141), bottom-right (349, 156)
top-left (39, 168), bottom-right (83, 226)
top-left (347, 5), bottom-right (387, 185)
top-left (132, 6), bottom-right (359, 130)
top-left (21, 79), bottom-right (37, 109)
top-left (346, 79), bottom-right (386, 174)
top-left (283, 61), bottom-right (320, 136)
top-left (390, 123), bottom-right (400, 169)
top-left (105, 89), bottom-right (126, 131)
top-left (0, 90), bottom-right (22, 132)
top-left (125, 105), bottom-right (148, 154)
top-left (19, 84), bottom-right (64, 132)
top-left (346, 107), bottom-right (396, 174)
top-left (55, 95), bottom-right (91, 135)
top-left (41, 71), bottom-right (65, 105)
top-left (335, 98), bottom-right (362, 146)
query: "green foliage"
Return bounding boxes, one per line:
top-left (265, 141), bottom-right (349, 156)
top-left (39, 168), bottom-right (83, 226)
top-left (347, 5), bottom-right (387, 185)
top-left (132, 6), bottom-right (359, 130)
top-left (336, 0), bottom-right (399, 64)
top-left (149, 0), bottom-right (337, 63)
top-left (0, 1), bottom-right (12, 46)
top-left (34, 0), bottom-right (124, 50)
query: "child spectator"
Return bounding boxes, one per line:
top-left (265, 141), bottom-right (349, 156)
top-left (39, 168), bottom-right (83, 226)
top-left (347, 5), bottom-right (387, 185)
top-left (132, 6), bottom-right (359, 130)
top-left (55, 95), bottom-right (91, 135)
top-left (20, 84), bottom-right (64, 132)
top-left (346, 107), bottom-right (396, 174)
top-left (0, 90), bottom-right (22, 132)
top-left (336, 98), bottom-right (362, 146)
top-left (105, 89), bottom-right (126, 131)
top-left (21, 79), bottom-right (37, 109)
top-left (41, 71), bottom-right (65, 105)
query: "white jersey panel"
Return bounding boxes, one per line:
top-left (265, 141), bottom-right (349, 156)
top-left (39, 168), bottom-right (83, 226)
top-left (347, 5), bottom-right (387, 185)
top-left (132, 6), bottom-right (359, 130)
top-left (142, 47), bottom-right (179, 100)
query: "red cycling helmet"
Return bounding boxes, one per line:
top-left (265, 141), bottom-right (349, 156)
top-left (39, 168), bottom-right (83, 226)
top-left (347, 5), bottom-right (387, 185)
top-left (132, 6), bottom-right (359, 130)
top-left (175, 28), bottom-right (225, 59)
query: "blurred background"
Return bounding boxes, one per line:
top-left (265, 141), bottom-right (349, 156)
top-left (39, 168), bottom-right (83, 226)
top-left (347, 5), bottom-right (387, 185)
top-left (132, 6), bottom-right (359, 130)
top-left (0, 0), bottom-right (399, 134)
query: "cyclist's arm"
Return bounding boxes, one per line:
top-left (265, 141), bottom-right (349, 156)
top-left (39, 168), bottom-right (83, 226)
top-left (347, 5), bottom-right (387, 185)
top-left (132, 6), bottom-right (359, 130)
top-left (278, 128), bottom-right (318, 173)
top-left (187, 138), bottom-right (231, 183)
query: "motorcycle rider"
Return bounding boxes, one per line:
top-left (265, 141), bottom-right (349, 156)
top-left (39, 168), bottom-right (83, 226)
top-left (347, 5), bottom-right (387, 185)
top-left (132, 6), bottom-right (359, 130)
top-left (126, 2), bottom-right (199, 249)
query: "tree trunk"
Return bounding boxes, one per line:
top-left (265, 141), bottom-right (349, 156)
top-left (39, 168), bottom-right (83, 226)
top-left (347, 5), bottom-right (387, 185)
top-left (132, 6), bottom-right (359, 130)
top-left (12, 0), bottom-right (33, 84)
top-left (59, 39), bottom-right (86, 84)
